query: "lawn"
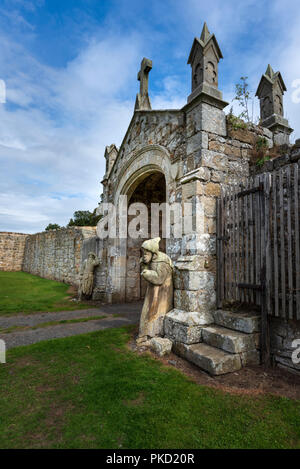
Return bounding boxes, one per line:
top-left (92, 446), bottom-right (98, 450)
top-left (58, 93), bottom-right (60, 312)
top-left (0, 271), bottom-right (92, 315)
top-left (0, 326), bottom-right (299, 449)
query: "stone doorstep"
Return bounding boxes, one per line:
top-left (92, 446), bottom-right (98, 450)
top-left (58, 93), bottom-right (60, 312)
top-left (213, 309), bottom-right (261, 334)
top-left (164, 309), bottom-right (213, 345)
top-left (173, 342), bottom-right (242, 375)
top-left (201, 325), bottom-right (259, 354)
top-left (164, 320), bottom-right (203, 345)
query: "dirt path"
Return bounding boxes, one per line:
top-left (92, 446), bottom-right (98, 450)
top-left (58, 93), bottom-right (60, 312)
top-left (0, 302), bottom-right (141, 349)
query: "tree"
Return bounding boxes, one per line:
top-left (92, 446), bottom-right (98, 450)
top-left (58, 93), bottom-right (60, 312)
top-left (45, 223), bottom-right (61, 231)
top-left (233, 76), bottom-right (252, 123)
top-left (67, 209), bottom-right (101, 227)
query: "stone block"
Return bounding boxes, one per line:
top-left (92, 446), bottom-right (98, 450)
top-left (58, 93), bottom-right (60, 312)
top-left (201, 325), bottom-right (258, 354)
top-left (174, 289), bottom-right (216, 312)
top-left (182, 180), bottom-right (203, 200)
top-left (208, 140), bottom-right (225, 153)
top-left (201, 104), bottom-right (227, 136)
top-left (150, 337), bottom-right (173, 356)
top-left (164, 309), bottom-right (213, 344)
top-left (224, 144), bottom-right (241, 158)
top-left (240, 349), bottom-right (261, 366)
top-left (165, 309), bottom-right (214, 326)
top-left (204, 182), bottom-right (221, 197)
top-left (213, 310), bottom-right (260, 334)
top-left (227, 127), bottom-right (256, 145)
top-left (164, 320), bottom-right (203, 344)
top-left (181, 233), bottom-right (216, 256)
top-left (273, 132), bottom-right (290, 146)
top-left (173, 342), bottom-right (242, 375)
top-left (174, 270), bottom-right (215, 291)
top-left (210, 170), bottom-right (225, 183)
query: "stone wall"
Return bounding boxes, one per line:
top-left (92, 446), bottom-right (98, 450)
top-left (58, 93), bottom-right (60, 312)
top-left (0, 232), bottom-right (28, 271)
top-left (250, 138), bottom-right (300, 175)
top-left (22, 227), bottom-right (97, 286)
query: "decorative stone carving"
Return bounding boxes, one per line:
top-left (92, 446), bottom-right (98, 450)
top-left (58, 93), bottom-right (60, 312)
top-left (256, 64), bottom-right (286, 120)
top-left (256, 64), bottom-right (293, 144)
top-left (188, 22), bottom-right (222, 90)
top-left (78, 252), bottom-right (100, 300)
top-left (137, 237), bottom-right (174, 344)
top-left (187, 22), bottom-right (228, 108)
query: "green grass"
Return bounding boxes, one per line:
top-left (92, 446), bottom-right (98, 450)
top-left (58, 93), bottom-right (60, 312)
top-left (0, 326), bottom-right (299, 449)
top-left (0, 271), bottom-right (93, 315)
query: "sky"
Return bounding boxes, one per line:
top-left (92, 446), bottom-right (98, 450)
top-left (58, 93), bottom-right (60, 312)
top-left (0, 0), bottom-right (299, 234)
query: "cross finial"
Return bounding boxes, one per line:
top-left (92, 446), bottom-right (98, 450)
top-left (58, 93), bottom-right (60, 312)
top-left (135, 57), bottom-right (152, 110)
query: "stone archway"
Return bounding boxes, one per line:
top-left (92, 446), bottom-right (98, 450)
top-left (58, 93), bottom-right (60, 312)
top-left (109, 145), bottom-right (177, 303)
top-left (125, 171), bottom-right (166, 302)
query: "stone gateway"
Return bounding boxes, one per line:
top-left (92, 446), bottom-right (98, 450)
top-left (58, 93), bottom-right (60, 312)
top-left (93, 21), bottom-right (299, 375)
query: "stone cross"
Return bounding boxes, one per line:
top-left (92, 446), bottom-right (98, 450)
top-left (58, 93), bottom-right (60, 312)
top-left (135, 57), bottom-right (152, 110)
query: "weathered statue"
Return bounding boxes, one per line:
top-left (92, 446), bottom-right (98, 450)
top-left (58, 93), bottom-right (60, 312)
top-left (137, 237), bottom-right (174, 344)
top-left (78, 252), bottom-right (100, 300)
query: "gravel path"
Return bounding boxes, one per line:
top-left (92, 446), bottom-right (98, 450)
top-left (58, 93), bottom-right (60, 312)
top-left (0, 302), bottom-right (142, 350)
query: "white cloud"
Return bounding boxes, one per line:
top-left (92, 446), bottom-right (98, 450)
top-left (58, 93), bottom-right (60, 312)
top-left (0, 0), bottom-right (299, 234)
top-left (0, 30), bottom-right (145, 233)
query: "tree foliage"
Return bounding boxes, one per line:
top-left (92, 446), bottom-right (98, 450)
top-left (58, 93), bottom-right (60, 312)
top-left (45, 223), bottom-right (61, 231)
top-left (67, 209), bottom-right (101, 227)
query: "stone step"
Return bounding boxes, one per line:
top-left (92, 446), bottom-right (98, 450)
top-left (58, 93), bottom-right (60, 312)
top-left (164, 309), bottom-right (213, 345)
top-left (213, 309), bottom-right (260, 334)
top-left (173, 342), bottom-right (242, 375)
top-left (202, 325), bottom-right (259, 354)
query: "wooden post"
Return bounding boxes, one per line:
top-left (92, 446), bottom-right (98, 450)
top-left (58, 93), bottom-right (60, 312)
top-left (261, 174), bottom-right (271, 366)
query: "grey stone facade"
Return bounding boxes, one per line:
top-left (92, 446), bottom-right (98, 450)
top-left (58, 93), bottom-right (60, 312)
top-left (22, 227), bottom-right (96, 286)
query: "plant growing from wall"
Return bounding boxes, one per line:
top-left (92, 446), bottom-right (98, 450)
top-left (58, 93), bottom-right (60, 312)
top-left (233, 76), bottom-right (253, 123)
top-left (255, 136), bottom-right (270, 166)
top-left (227, 107), bottom-right (248, 130)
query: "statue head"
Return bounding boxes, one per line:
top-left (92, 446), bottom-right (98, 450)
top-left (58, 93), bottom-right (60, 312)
top-left (141, 237), bottom-right (160, 264)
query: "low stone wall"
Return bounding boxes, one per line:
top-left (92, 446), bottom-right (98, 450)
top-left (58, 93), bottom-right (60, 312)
top-left (250, 138), bottom-right (300, 175)
top-left (0, 232), bottom-right (28, 271)
top-left (270, 317), bottom-right (300, 374)
top-left (22, 227), bottom-right (97, 286)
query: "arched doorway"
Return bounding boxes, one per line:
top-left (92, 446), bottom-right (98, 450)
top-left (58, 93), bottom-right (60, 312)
top-left (125, 171), bottom-right (166, 302)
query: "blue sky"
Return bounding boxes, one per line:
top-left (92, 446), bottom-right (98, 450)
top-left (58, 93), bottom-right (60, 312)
top-left (0, 0), bottom-right (299, 233)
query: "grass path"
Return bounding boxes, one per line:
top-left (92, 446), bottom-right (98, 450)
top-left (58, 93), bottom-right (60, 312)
top-left (0, 271), bottom-right (92, 315)
top-left (0, 326), bottom-right (299, 449)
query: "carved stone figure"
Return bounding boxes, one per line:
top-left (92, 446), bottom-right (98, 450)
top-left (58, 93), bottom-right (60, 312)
top-left (137, 237), bottom-right (174, 344)
top-left (78, 252), bottom-right (100, 300)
